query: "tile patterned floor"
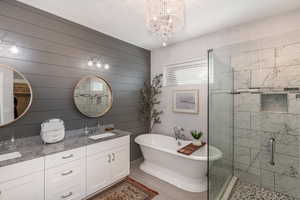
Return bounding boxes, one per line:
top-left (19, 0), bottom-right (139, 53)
top-left (229, 180), bottom-right (299, 200)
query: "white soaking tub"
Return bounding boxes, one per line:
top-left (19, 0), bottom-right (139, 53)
top-left (135, 133), bottom-right (222, 192)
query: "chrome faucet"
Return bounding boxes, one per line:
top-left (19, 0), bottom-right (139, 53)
top-left (89, 128), bottom-right (97, 135)
top-left (174, 126), bottom-right (185, 146)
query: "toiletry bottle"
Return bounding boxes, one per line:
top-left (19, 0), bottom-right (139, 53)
top-left (84, 121), bottom-right (89, 136)
top-left (97, 119), bottom-right (102, 131)
top-left (9, 132), bottom-right (16, 151)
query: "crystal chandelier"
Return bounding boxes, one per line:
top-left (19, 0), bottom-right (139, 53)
top-left (146, 0), bottom-right (185, 47)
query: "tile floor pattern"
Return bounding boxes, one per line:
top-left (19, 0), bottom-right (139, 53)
top-left (130, 160), bottom-right (207, 200)
top-left (229, 180), bottom-right (299, 200)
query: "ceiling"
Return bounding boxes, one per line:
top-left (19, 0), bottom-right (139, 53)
top-left (18, 0), bottom-right (300, 50)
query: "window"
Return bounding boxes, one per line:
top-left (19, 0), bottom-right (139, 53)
top-left (164, 59), bottom-right (207, 86)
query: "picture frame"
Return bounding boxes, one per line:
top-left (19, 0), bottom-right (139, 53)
top-left (173, 90), bottom-right (198, 114)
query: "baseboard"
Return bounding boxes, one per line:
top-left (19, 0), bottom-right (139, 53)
top-left (130, 157), bottom-right (143, 167)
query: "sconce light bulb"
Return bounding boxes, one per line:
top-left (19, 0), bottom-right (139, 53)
top-left (104, 64), bottom-right (110, 70)
top-left (162, 42), bottom-right (167, 47)
top-left (10, 45), bottom-right (19, 54)
top-left (96, 62), bottom-right (102, 68)
top-left (87, 60), bottom-right (93, 67)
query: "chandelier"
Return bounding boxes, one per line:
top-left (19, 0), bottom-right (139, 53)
top-left (146, 0), bottom-right (185, 47)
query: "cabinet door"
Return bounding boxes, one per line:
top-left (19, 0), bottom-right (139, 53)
top-left (111, 145), bottom-right (130, 183)
top-left (86, 152), bottom-right (111, 196)
top-left (0, 171), bottom-right (44, 200)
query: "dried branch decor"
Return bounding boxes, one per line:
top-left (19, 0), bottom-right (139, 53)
top-left (140, 74), bottom-right (163, 132)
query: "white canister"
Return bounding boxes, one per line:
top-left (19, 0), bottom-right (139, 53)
top-left (40, 119), bottom-right (65, 144)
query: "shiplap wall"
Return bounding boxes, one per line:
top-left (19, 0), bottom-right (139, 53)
top-left (0, 0), bottom-right (150, 160)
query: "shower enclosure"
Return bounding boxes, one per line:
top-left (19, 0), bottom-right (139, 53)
top-left (208, 29), bottom-right (300, 200)
top-left (208, 48), bottom-right (234, 200)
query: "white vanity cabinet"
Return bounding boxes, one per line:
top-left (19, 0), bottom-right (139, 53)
top-left (0, 172), bottom-right (44, 200)
top-left (0, 134), bottom-right (130, 200)
top-left (0, 158), bottom-right (44, 200)
top-left (86, 151), bottom-right (111, 195)
top-left (86, 135), bottom-right (130, 196)
top-left (45, 147), bottom-right (86, 200)
top-left (110, 145), bottom-right (130, 183)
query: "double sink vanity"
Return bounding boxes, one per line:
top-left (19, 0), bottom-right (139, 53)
top-left (0, 130), bottom-right (131, 200)
top-left (0, 64), bottom-right (132, 199)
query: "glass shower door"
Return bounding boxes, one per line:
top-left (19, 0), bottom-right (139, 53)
top-left (208, 49), bottom-right (234, 200)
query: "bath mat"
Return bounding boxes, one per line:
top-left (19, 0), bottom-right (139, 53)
top-left (88, 177), bottom-right (159, 200)
top-left (178, 142), bottom-right (206, 155)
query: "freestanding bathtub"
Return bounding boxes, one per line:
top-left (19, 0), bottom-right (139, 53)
top-left (135, 133), bottom-right (222, 192)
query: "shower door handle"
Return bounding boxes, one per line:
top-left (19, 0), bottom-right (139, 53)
top-left (269, 138), bottom-right (275, 166)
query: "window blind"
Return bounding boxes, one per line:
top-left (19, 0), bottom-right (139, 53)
top-left (164, 59), bottom-right (207, 86)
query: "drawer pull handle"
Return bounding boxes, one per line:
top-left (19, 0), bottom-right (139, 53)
top-left (112, 153), bottom-right (115, 162)
top-left (61, 170), bottom-right (73, 176)
top-left (62, 154), bottom-right (73, 159)
top-left (61, 192), bottom-right (73, 199)
top-left (270, 137), bottom-right (275, 166)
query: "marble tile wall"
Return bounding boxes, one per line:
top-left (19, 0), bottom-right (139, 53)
top-left (231, 31), bottom-right (300, 198)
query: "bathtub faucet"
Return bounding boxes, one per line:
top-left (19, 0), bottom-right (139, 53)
top-left (173, 126), bottom-right (185, 146)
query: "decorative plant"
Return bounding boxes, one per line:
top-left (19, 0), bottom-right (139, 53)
top-left (140, 73), bottom-right (163, 132)
top-left (191, 130), bottom-right (203, 140)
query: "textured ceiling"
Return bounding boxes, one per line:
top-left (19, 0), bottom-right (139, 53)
top-left (18, 0), bottom-right (300, 50)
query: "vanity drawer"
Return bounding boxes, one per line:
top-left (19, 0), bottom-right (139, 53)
top-left (87, 135), bottom-right (129, 156)
top-left (0, 157), bottom-right (44, 183)
top-left (45, 147), bottom-right (85, 169)
top-left (46, 184), bottom-right (84, 200)
top-left (45, 159), bottom-right (85, 187)
top-left (45, 159), bottom-right (85, 199)
top-left (0, 171), bottom-right (44, 200)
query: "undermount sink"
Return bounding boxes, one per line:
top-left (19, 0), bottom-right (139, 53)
top-left (0, 151), bottom-right (22, 162)
top-left (88, 132), bottom-right (116, 140)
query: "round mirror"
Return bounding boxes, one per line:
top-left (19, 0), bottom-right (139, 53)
top-left (0, 64), bottom-right (33, 127)
top-left (74, 76), bottom-right (113, 117)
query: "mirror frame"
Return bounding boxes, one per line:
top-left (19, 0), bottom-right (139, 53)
top-left (73, 75), bottom-right (113, 118)
top-left (0, 64), bottom-right (33, 128)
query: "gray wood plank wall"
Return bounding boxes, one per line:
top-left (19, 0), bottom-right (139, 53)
top-left (0, 0), bottom-right (150, 160)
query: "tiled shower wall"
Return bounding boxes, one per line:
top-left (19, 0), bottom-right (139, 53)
top-left (232, 30), bottom-right (300, 198)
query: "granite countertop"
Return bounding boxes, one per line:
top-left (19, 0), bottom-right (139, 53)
top-left (0, 129), bottom-right (132, 168)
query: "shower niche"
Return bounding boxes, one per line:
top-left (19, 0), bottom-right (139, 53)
top-left (260, 93), bottom-right (288, 113)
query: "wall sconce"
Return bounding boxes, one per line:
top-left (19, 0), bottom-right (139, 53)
top-left (87, 57), bottom-right (110, 70)
top-left (0, 40), bottom-right (20, 54)
top-left (0, 33), bottom-right (20, 54)
top-left (9, 45), bottom-right (19, 54)
top-left (87, 59), bottom-right (93, 67)
top-left (104, 64), bottom-right (110, 69)
top-left (96, 62), bottom-right (102, 68)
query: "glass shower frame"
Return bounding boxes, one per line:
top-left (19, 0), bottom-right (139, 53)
top-left (208, 49), bottom-right (235, 200)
